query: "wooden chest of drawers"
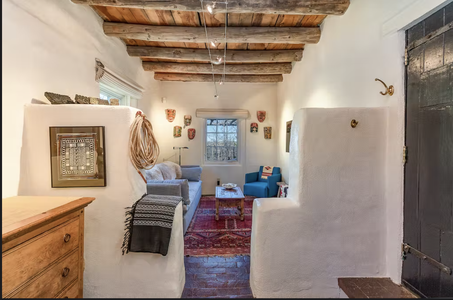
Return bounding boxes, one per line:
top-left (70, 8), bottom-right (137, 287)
top-left (2, 196), bottom-right (95, 298)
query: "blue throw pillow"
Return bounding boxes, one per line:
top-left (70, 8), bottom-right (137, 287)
top-left (181, 167), bottom-right (202, 181)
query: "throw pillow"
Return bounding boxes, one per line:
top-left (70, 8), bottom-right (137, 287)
top-left (181, 167), bottom-right (202, 182)
top-left (162, 161), bottom-right (182, 179)
top-left (159, 163), bottom-right (176, 180)
top-left (145, 166), bottom-right (164, 181)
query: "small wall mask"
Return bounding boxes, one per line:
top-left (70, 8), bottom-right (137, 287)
top-left (250, 122), bottom-right (258, 133)
top-left (173, 126), bottom-right (182, 137)
top-left (166, 109), bottom-right (176, 122)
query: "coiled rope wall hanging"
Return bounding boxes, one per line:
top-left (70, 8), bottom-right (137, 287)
top-left (129, 111), bottom-right (160, 183)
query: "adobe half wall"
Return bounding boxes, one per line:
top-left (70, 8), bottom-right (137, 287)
top-left (18, 104), bottom-right (185, 298)
top-left (251, 107), bottom-right (388, 298)
top-left (2, 0), bottom-right (158, 198)
top-left (276, 0), bottom-right (452, 284)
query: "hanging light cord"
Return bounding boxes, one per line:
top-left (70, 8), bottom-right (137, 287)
top-left (222, 1), bottom-right (228, 83)
top-left (129, 111), bottom-right (160, 183)
top-left (200, 0), bottom-right (218, 97)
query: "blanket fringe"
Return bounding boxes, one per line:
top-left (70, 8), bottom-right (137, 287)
top-left (121, 193), bottom-right (147, 255)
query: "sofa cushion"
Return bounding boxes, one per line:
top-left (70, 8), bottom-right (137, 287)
top-left (146, 182), bottom-right (181, 197)
top-left (181, 167), bottom-right (202, 181)
top-left (188, 181), bottom-right (202, 203)
top-left (149, 179), bottom-right (190, 206)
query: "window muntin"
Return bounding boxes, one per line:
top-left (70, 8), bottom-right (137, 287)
top-left (205, 119), bottom-right (238, 162)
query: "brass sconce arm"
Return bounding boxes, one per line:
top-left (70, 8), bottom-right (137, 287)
top-left (375, 78), bottom-right (394, 96)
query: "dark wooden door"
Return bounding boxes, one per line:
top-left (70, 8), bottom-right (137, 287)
top-left (403, 3), bottom-right (453, 298)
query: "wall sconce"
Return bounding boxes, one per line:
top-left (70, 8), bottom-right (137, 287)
top-left (375, 78), bottom-right (394, 96)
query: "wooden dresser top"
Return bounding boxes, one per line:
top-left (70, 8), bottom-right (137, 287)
top-left (2, 196), bottom-right (95, 243)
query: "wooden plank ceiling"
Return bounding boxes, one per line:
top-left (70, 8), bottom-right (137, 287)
top-left (72, 1), bottom-right (350, 83)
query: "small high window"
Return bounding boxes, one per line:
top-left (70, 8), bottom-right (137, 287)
top-left (205, 119), bottom-right (238, 162)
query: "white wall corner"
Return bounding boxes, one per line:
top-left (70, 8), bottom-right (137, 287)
top-left (382, 0), bottom-right (452, 37)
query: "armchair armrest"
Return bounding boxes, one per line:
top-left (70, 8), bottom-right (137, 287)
top-left (245, 172), bottom-right (259, 183)
top-left (146, 182), bottom-right (182, 197)
top-left (266, 174), bottom-right (282, 197)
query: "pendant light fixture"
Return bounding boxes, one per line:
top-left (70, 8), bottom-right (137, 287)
top-left (210, 39), bottom-right (219, 48)
top-left (206, 1), bottom-right (216, 14)
top-left (212, 55), bottom-right (223, 65)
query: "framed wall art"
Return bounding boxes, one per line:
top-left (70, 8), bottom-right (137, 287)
top-left (286, 120), bottom-right (292, 152)
top-left (49, 126), bottom-right (106, 188)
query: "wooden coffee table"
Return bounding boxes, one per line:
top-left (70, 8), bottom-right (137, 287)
top-left (215, 186), bottom-right (245, 221)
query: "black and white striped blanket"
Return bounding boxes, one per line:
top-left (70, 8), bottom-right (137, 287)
top-left (122, 193), bottom-right (182, 256)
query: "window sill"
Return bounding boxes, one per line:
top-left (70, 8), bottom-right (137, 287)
top-left (203, 161), bottom-right (242, 167)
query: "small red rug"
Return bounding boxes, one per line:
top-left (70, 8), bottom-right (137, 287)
top-left (184, 195), bottom-right (254, 256)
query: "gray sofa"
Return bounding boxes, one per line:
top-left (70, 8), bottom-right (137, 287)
top-left (145, 162), bottom-right (202, 234)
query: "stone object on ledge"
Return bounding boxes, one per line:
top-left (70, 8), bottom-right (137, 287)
top-left (110, 98), bottom-right (120, 105)
top-left (44, 92), bottom-right (74, 104)
top-left (75, 94), bottom-right (90, 104)
top-left (98, 98), bottom-right (109, 105)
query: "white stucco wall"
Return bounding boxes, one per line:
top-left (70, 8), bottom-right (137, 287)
top-left (2, 0), bottom-right (157, 198)
top-left (275, 0), bottom-right (452, 285)
top-left (139, 82), bottom-right (278, 195)
top-left (19, 104), bottom-right (185, 298)
top-left (251, 107), bottom-right (388, 298)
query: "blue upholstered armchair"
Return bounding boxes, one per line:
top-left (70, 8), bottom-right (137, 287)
top-left (244, 166), bottom-right (281, 198)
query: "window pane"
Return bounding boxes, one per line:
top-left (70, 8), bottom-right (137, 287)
top-left (207, 133), bottom-right (216, 146)
top-left (217, 134), bottom-right (225, 146)
top-left (227, 125), bottom-right (237, 133)
top-left (207, 125), bottom-right (217, 133)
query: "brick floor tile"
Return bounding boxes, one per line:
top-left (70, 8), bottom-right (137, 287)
top-left (192, 288), bottom-right (218, 297)
top-left (202, 262), bottom-right (237, 268)
top-left (194, 273), bottom-right (214, 280)
top-left (206, 267), bottom-right (227, 274)
top-left (186, 256), bottom-right (208, 263)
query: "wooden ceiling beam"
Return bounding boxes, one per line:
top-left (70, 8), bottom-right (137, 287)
top-left (104, 23), bottom-right (321, 44)
top-left (127, 46), bottom-right (303, 62)
top-left (143, 62), bottom-right (292, 74)
top-left (72, 0), bottom-right (350, 15)
top-left (154, 73), bottom-right (284, 83)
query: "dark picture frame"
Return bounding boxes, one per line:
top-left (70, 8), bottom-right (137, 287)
top-left (49, 126), bottom-right (106, 188)
top-left (286, 121), bottom-right (292, 152)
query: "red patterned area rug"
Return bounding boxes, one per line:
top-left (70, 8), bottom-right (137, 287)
top-left (184, 195), bottom-right (254, 256)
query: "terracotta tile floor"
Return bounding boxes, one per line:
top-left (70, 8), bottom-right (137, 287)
top-left (182, 255), bottom-right (253, 298)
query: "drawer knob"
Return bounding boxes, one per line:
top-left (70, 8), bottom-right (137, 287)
top-left (62, 267), bottom-right (70, 278)
top-left (63, 234), bottom-right (71, 243)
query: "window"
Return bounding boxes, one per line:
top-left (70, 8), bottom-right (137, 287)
top-left (205, 119), bottom-right (238, 162)
top-left (99, 83), bottom-right (126, 104)
top-left (95, 58), bottom-right (143, 107)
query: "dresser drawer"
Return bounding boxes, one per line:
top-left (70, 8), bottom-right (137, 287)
top-left (2, 218), bottom-right (79, 296)
top-left (58, 280), bottom-right (79, 298)
top-left (11, 249), bottom-right (79, 298)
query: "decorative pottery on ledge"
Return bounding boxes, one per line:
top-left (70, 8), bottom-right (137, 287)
top-left (264, 127), bottom-right (272, 139)
top-left (184, 115), bottom-right (192, 127)
top-left (188, 128), bottom-right (196, 140)
top-left (257, 111), bottom-right (266, 122)
top-left (173, 126), bottom-right (182, 137)
top-left (166, 109), bottom-right (176, 122)
top-left (250, 122), bottom-right (258, 133)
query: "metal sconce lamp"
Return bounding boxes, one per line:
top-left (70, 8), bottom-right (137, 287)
top-left (173, 147), bottom-right (189, 165)
top-left (375, 78), bottom-right (394, 96)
